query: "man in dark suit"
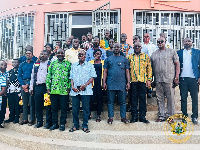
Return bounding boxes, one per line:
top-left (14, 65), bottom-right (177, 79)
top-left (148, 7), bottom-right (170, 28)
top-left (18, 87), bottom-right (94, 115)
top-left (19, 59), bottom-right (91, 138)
top-left (177, 38), bottom-right (200, 124)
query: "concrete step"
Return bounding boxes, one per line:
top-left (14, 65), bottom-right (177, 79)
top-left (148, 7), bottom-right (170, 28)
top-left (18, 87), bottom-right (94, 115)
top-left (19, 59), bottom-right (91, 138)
top-left (0, 127), bottom-right (199, 145)
top-left (18, 110), bottom-right (200, 126)
top-left (5, 118), bottom-right (200, 132)
top-left (1, 129), bottom-right (200, 150)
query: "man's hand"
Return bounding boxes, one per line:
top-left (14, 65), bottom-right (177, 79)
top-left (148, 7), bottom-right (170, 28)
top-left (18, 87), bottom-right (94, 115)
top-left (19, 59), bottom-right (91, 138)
top-left (146, 80), bottom-right (151, 87)
top-left (103, 83), bottom-right (107, 91)
top-left (126, 82), bottom-right (130, 91)
top-left (198, 78), bottom-right (200, 85)
top-left (72, 87), bottom-right (79, 92)
top-left (79, 85), bottom-right (86, 91)
top-left (174, 78), bottom-right (179, 86)
top-left (22, 85), bottom-right (28, 92)
top-left (30, 90), bottom-right (33, 96)
top-left (47, 89), bottom-right (51, 94)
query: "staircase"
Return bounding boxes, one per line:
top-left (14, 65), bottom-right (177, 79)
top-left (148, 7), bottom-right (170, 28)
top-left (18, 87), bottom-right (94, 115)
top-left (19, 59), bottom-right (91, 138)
top-left (0, 87), bottom-right (200, 150)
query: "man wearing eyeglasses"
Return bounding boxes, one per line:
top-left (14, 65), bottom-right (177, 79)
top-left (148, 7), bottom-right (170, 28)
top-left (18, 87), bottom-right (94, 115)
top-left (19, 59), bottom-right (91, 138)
top-left (151, 37), bottom-right (180, 122)
top-left (127, 42), bottom-right (152, 123)
top-left (69, 50), bottom-right (97, 133)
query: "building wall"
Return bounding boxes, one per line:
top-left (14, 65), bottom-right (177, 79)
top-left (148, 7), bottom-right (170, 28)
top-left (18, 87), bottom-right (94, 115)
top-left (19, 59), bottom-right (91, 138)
top-left (0, 0), bottom-right (199, 68)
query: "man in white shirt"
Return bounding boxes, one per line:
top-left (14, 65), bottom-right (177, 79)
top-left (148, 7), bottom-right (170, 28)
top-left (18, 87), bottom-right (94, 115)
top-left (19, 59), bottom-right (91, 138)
top-left (177, 38), bottom-right (200, 124)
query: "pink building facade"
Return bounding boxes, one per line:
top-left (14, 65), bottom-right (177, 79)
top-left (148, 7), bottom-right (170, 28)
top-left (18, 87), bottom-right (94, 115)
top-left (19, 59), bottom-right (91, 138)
top-left (0, 0), bottom-right (199, 67)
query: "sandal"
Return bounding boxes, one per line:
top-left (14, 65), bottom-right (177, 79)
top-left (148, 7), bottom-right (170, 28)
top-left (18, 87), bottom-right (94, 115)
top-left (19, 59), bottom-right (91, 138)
top-left (107, 118), bottom-right (113, 124)
top-left (69, 127), bottom-right (79, 132)
top-left (82, 128), bottom-right (90, 133)
top-left (96, 116), bottom-right (101, 122)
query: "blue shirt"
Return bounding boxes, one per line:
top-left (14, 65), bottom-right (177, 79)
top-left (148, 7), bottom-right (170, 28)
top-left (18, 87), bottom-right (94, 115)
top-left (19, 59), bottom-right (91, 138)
top-left (19, 55), bottom-right (38, 63)
top-left (18, 60), bottom-right (35, 86)
top-left (70, 61), bottom-right (97, 96)
top-left (104, 55), bottom-right (130, 91)
top-left (0, 72), bottom-right (6, 110)
top-left (86, 47), bottom-right (107, 61)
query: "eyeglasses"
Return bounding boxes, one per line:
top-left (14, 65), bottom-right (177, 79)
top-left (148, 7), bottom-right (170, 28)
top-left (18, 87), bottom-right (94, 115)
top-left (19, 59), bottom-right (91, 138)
top-left (134, 45), bottom-right (141, 48)
top-left (157, 40), bottom-right (164, 44)
top-left (78, 54), bottom-right (85, 57)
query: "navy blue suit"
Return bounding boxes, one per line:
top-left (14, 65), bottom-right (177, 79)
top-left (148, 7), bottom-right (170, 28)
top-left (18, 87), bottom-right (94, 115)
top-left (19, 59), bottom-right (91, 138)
top-left (177, 48), bottom-right (200, 119)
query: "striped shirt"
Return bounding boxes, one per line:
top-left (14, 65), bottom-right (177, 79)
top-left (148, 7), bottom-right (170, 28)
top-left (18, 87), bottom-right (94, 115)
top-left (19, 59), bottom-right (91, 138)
top-left (128, 53), bottom-right (152, 83)
top-left (0, 72), bottom-right (6, 109)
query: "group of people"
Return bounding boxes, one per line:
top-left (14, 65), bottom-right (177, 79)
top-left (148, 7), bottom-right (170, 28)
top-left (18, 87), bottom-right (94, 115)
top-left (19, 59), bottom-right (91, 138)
top-left (0, 30), bottom-right (199, 134)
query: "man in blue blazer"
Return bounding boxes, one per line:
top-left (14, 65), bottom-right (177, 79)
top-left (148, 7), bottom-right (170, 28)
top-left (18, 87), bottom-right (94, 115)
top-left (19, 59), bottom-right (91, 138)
top-left (177, 38), bottom-right (200, 124)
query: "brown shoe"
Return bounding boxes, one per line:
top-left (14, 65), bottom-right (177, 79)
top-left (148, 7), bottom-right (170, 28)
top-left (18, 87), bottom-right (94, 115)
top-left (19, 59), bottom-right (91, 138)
top-left (155, 118), bottom-right (165, 122)
top-left (19, 120), bottom-right (28, 125)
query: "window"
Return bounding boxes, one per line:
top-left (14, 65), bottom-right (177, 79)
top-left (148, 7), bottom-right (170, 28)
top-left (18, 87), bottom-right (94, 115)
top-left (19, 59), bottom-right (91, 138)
top-left (134, 11), bottom-right (200, 50)
top-left (0, 11), bottom-right (35, 60)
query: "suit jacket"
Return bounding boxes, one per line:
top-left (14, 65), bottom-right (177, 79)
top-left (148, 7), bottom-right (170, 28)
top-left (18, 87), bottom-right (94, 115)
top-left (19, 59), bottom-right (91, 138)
top-left (177, 48), bottom-right (200, 80)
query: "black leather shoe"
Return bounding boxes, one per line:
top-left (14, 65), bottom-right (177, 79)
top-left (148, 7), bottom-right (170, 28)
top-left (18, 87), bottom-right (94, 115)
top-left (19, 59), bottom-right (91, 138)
top-left (59, 125), bottom-right (65, 131)
top-left (34, 122), bottom-right (43, 128)
top-left (139, 118), bottom-right (150, 123)
top-left (49, 124), bottom-right (59, 131)
top-left (4, 119), bottom-right (14, 123)
top-left (130, 118), bottom-right (138, 123)
top-left (121, 118), bottom-right (129, 124)
top-left (28, 121), bottom-right (35, 126)
top-left (192, 118), bottom-right (198, 124)
top-left (0, 124), bottom-right (4, 128)
top-left (44, 123), bottom-right (52, 129)
top-left (19, 120), bottom-right (29, 125)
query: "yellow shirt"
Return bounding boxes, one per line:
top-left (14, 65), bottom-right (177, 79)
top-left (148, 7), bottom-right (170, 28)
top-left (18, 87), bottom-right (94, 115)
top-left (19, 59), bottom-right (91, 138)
top-left (65, 48), bottom-right (81, 64)
top-left (128, 53), bottom-right (152, 83)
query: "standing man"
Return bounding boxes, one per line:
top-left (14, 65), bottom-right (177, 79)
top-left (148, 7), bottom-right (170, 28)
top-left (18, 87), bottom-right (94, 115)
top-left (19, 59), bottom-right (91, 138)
top-left (151, 37), bottom-right (180, 122)
top-left (128, 42), bottom-right (152, 123)
top-left (120, 33), bottom-right (131, 56)
top-left (5, 59), bottom-right (21, 124)
top-left (177, 38), bottom-right (200, 124)
top-left (18, 50), bottom-right (36, 126)
top-left (128, 35), bottom-right (149, 56)
top-left (19, 45), bottom-right (37, 63)
top-left (46, 49), bottom-right (71, 131)
top-left (65, 38), bottom-right (81, 64)
top-left (63, 38), bottom-right (72, 50)
top-left (103, 43), bottom-right (131, 124)
top-left (160, 33), bottom-right (173, 49)
top-left (69, 50), bottom-right (96, 133)
top-left (30, 50), bottom-right (50, 128)
top-left (100, 30), bottom-right (110, 50)
top-left (0, 61), bottom-right (8, 128)
top-left (86, 37), bottom-right (107, 61)
top-left (142, 33), bottom-right (157, 57)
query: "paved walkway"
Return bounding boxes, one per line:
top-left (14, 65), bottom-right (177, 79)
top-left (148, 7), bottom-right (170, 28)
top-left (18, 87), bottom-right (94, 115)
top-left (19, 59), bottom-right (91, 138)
top-left (0, 142), bottom-right (23, 150)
